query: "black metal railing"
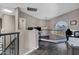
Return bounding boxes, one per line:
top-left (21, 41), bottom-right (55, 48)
top-left (0, 32), bottom-right (20, 55)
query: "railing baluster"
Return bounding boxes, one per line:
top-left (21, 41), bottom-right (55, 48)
top-left (12, 43), bottom-right (13, 54)
top-left (0, 32), bottom-right (19, 55)
top-left (14, 39), bottom-right (15, 55)
top-left (17, 33), bottom-right (19, 55)
top-left (10, 35), bottom-right (11, 55)
top-left (4, 35), bottom-right (6, 55)
top-left (14, 34), bottom-right (16, 55)
top-left (2, 36), bottom-right (4, 55)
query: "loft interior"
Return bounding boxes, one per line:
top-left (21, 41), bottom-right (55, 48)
top-left (0, 3), bottom-right (79, 55)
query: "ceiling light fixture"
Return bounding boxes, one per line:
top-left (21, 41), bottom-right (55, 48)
top-left (3, 9), bottom-right (13, 13)
top-left (27, 7), bottom-right (37, 12)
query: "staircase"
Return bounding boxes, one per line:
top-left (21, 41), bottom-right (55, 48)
top-left (0, 32), bottom-right (20, 55)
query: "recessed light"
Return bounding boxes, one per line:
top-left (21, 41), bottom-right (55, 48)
top-left (3, 9), bottom-right (13, 13)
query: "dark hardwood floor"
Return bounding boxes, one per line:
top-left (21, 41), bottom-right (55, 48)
top-left (29, 41), bottom-right (68, 55)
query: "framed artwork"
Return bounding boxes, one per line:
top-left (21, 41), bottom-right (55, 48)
top-left (70, 20), bottom-right (77, 25)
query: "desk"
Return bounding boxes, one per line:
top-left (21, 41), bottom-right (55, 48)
top-left (67, 37), bottom-right (79, 55)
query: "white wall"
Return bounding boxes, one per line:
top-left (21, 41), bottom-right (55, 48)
top-left (0, 19), bottom-right (2, 33)
top-left (28, 29), bottom-right (39, 50)
top-left (1, 14), bottom-right (15, 33)
top-left (47, 8), bottom-right (79, 37)
top-left (19, 9), bottom-right (46, 28)
top-left (15, 8), bottom-right (46, 54)
top-left (47, 8), bottom-right (79, 31)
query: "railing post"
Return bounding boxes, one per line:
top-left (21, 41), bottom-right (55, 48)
top-left (17, 33), bottom-right (19, 55)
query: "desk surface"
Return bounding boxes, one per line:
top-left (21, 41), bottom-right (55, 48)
top-left (68, 37), bottom-right (79, 47)
top-left (40, 39), bottom-right (66, 43)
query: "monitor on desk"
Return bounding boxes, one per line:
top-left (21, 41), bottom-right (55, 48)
top-left (74, 31), bottom-right (79, 37)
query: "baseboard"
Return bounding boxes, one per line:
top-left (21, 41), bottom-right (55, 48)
top-left (23, 47), bottom-right (38, 55)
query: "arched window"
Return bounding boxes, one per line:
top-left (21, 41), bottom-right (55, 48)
top-left (55, 21), bottom-right (68, 31)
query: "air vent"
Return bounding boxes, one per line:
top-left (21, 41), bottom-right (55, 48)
top-left (27, 7), bottom-right (37, 12)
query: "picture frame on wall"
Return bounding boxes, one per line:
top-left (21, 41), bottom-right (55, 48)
top-left (70, 20), bottom-right (77, 25)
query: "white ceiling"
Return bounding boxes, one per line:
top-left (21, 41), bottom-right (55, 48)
top-left (0, 3), bottom-right (79, 20)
